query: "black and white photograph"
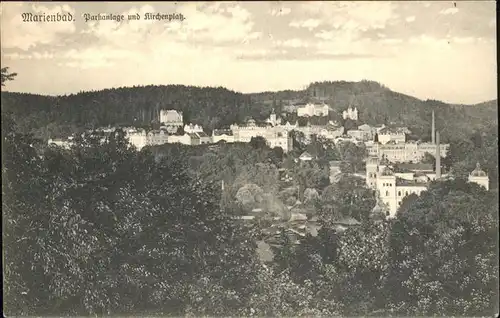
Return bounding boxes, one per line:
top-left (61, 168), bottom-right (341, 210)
top-left (1, 1), bottom-right (498, 316)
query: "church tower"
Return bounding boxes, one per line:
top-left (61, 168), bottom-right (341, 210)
top-left (468, 162), bottom-right (489, 190)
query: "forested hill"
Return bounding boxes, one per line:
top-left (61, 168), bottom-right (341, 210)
top-left (1, 85), bottom-right (254, 139)
top-left (249, 81), bottom-right (498, 142)
top-left (1, 80), bottom-right (497, 142)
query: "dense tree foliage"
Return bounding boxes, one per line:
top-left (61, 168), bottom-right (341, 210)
top-left (3, 120), bottom-right (262, 316)
top-left (386, 180), bottom-right (499, 316)
top-left (319, 174), bottom-right (376, 223)
top-left (337, 141), bottom-right (367, 173)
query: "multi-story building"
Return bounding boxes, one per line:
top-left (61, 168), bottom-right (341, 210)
top-left (126, 129), bottom-right (169, 150)
top-left (159, 109), bottom-right (184, 133)
top-left (376, 126), bottom-right (409, 144)
top-left (167, 133), bottom-right (192, 145)
top-left (212, 129), bottom-right (235, 143)
top-left (184, 123), bottom-right (204, 134)
top-left (342, 106), bottom-right (358, 121)
top-left (365, 140), bottom-right (449, 163)
top-left (347, 128), bottom-right (373, 141)
top-left (297, 103), bottom-right (330, 117)
top-left (366, 131), bottom-right (489, 218)
top-left (196, 131), bottom-right (211, 144)
top-left (266, 109), bottom-right (282, 126)
top-left (230, 118), bottom-right (293, 152)
top-left (167, 131), bottom-right (211, 146)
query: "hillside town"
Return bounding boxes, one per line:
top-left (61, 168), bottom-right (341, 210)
top-left (48, 101), bottom-right (488, 222)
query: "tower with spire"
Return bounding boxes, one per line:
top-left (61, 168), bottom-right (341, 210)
top-left (468, 162), bottom-right (489, 190)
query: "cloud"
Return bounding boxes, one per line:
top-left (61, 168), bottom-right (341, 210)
top-left (452, 37), bottom-right (476, 44)
top-left (270, 7), bottom-right (291, 17)
top-left (236, 48), bottom-right (377, 61)
top-left (439, 8), bottom-right (459, 15)
top-left (74, 2), bottom-right (261, 69)
top-left (301, 2), bottom-right (398, 32)
top-left (173, 3), bottom-right (259, 44)
top-left (408, 34), bottom-right (452, 49)
top-left (379, 38), bottom-right (403, 45)
top-left (82, 3), bottom-right (260, 47)
top-left (1, 3), bottom-right (76, 50)
top-left (405, 16), bottom-right (416, 23)
top-left (289, 19), bottom-right (321, 30)
top-left (275, 38), bottom-right (310, 48)
top-left (315, 30), bottom-right (335, 40)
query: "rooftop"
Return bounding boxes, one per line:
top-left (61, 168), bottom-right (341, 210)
top-left (396, 163), bottom-right (434, 172)
top-left (470, 162), bottom-right (487, 177)
top-left (213, 129), bottom-right (233, 136)
top-left (196, 132), bottom-right (209, 138)
top-left (395, 177), bottom-right (429, 187)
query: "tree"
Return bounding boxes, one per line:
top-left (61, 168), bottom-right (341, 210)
top-left (249, 136), bottom-right (268, 149)
top-left (386, 180), bottom-right (499, 316)
top-left (337, 141), bottom-right (367, 174)
top-left (319, 174), bottom-right (376, 223)
top-left (1, 67), bottom-right (17, 87)
top-left (3, 120), bottom-right (263, 316)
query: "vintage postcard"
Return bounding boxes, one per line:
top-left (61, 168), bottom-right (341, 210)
top-left (1, 1), bottom-right (498, 317)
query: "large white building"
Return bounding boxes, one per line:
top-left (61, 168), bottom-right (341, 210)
top-left (364, 113), bottom-right (449, 163)
top-left (212, 129), bottom-right (235, 143)
top-left (342, 107), bottom-right (358, 121)
top-left (376, 126), bottom-right (410, 144)
top-left (365, 140), bottom-right (449, 163)
top-left (366, 131), bottom-right (489, 218)
top-left (160, 109), bottom-right (184, 133)
top-left (167, 131), bottom-right (211, 146)
top-left (297, 103), bottom-right (330, 117)
top-left (366, 158), bottom-right (490, 218)
top-left (126, 129), bottom-right (169, 150)
top-left (184, 123), bottom-right (204, 133)
top-left (230, 118), bottom-right (294, 152)
top-left (366, 158), bottom-right (433, 218)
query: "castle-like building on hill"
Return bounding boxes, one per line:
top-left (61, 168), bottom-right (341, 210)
top-left (342, 106), bottom-right (358, 121)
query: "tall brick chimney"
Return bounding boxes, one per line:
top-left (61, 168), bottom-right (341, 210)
top-left (431, 110), bottom-right (435, 144)
top-left (435, 131), bottom-right (441, 179)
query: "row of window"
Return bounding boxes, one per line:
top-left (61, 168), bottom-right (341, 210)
top-left (385, 190), bottom-right (414, 197)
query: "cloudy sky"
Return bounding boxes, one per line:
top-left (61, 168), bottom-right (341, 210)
top-left (0, 1), bottom-right (496, 104)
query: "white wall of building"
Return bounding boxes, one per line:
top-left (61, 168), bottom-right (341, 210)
top-left (342, 107), bottom-right (358, 120)
top-left (365, 142), bottom-right (449, 163)
top-left (297, 103), bottom-right (330, 117)
top-left (184, 123), bottom-right (204, 133)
